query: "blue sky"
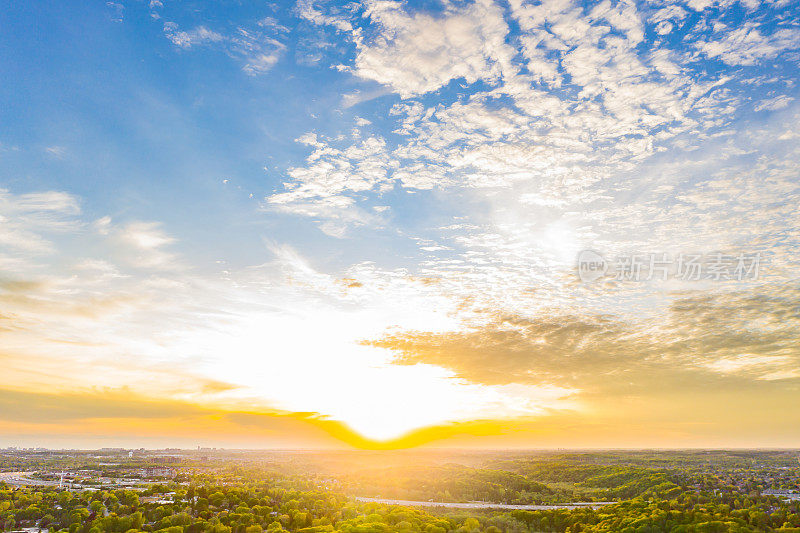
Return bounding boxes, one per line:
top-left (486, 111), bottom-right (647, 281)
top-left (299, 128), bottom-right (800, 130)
top-left (2, 0), bottom-right (799, 257)
top-left (3, 2), bottom-right (344, 266)
top-left (1, 0), bottom-right (800, 448)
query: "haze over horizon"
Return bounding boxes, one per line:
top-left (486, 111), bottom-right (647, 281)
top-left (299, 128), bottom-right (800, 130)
top-left (1, 0), bottom-right (799, 450)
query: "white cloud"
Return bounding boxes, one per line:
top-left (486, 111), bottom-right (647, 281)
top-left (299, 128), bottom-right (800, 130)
top-left (275, 0), bottom-right (765, 236)
top-left (232, 26), bottom-right (286, 75)
top-left (295, 0), bottom-right (354, 33)
top-left (162, 19), bottom-right (286, 75)
top-left (267, 1), bottom-right (800, 393)
top-left (649, 4), bottom-right (688, 35)
top-left (242, 53), bottom-right (281, 75)
top-left (89, 215), bottom-right (180, 269)
top-left (341, 87), bottom-right (393, 109)
top-left (346, 0), bottom-right (515, 98)
top-left (696, 23), bottom-right (800, 65)
top-left (112, 221), bottom-right (178, 269)
top-left (0, 189), bottom-right (81, 255)
top-left (164, 24), bottom-right (224, 49)
top-left (589, 0), bottom-right (644, 44)
top-left (120, 221), bottom-right (175, 250)
top-left (106, 2), bottom-right (124, 23)
top-left (755, 94), bottom-right (794, 111)
top-left (45, 145), bottom-right (67, 158)
top-left (267, 133), bottom-right (394, 235)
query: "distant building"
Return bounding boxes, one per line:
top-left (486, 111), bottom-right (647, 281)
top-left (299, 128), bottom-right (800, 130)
top-left (153, 455), bottom-right (181, 463)
top-left (141, 467), bottom-right (176, 478)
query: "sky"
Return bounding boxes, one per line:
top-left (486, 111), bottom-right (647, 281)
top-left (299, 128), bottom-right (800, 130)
top-left (0, 0), bottom-right (799, 450)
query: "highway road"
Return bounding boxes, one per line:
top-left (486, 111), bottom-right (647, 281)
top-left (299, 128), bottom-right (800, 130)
top-left (354, 497), bottom-right (617, 510)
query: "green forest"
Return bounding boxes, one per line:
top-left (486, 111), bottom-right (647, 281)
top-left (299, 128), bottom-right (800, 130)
top-left (2, 450), bottom-right (799, 533)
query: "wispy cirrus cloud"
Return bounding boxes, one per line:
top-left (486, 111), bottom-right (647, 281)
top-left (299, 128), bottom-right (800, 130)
top-left (695, 23), bottom-right (800, 66)
top-left (163, 24), bottom-right (224, 49)
top-left (0, 189), bottom-right (81, 256)
top-left (161, 16), bottom-right (288, 75)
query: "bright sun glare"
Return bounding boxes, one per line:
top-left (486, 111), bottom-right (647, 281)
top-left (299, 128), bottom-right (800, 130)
top-left (176, 306), bottom-right (571, 442)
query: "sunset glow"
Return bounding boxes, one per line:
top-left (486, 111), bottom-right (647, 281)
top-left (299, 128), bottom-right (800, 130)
top-left (2, 0), bottom-right (800, 451)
